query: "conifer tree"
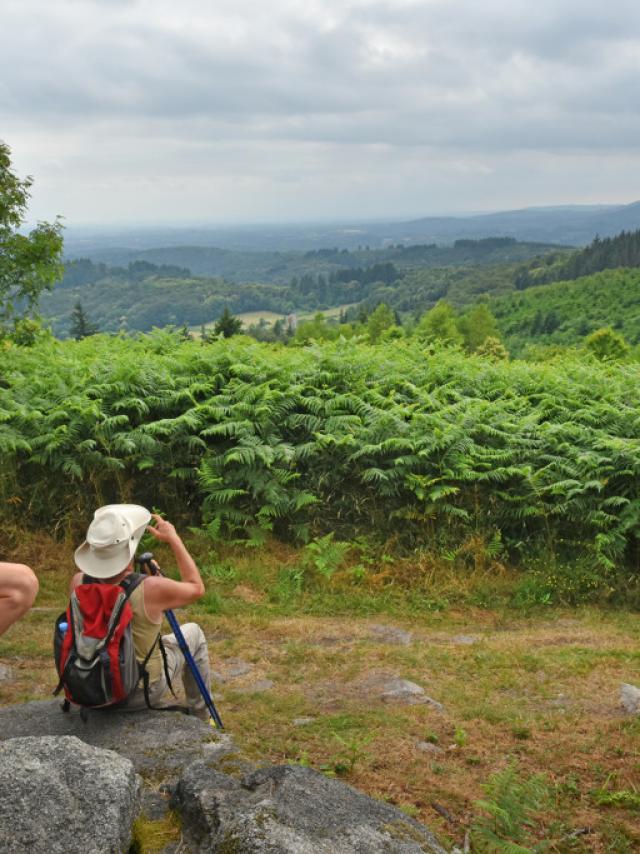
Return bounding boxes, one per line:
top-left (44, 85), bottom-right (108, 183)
top-left (69, 300), bottom-right (98, 340)
top-left (214, 306), bottom-right (243, 338)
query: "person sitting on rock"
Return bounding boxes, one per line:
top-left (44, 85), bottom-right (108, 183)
top-left (72, 504), bottom-right (212, 719)
top-left (0, 562), bottom-right (39, 636)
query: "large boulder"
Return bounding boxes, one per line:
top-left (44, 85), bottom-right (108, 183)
top-left (0, 735), bottom-right (140, 854)
top-left (172, 761), bottom-right (448, 853)
top-left (0, 699), bottom-right (230, 778)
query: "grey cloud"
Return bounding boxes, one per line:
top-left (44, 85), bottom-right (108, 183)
top-left (3, 0), bottom-right (640, 223)
top-left (4, 0), bottom-right (640, 141)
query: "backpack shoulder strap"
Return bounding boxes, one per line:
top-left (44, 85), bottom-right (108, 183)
top-left (119, 573), bottom-right (146, 599)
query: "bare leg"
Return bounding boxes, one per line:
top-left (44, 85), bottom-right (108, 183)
top-left (0, 563), bottom-right (39, 636)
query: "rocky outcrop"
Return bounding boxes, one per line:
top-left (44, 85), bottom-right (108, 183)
top-left (0, 699), bottom-right (230, 778)
top-left (0, 701), bottom-right (447, 853)
top-left (0, 735), bottom-right (140, 854)
top-left (173, 762), bottom-right (447, 853)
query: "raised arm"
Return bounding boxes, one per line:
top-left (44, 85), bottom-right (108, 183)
top-left (142, 515), bottom-right (205, 617)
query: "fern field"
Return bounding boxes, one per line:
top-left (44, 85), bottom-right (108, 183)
top-left (2, 332), bottom-right (640, 571)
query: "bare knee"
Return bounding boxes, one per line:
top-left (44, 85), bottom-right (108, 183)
top-left (184, 623), bottom-right (205, 643)
top-left (20, 565), bottom-right (39, 608)
top-left (1, 564), bottom-right (39, 611)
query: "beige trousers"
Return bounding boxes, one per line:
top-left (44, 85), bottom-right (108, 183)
top-left (126, 622), bottom-right (212, 719)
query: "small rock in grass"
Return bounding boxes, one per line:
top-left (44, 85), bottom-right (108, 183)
top-left (380, 678), bottom-right (424, 701)
top-left (212, 658), bottom-right (252, 683)
top-left (416, 741), bottom-right (444, 756)
top-left (450, 634), bottom-right (480, 646)
top-left (422, 695), bottom-right (445, 712)
top-left (293, 717), bottom-right (316, 727)
top-left (381, 679), bottom-right (444, 711)
top-left (620, 683), bottom-right (640, 715)
top-left (237, 679), bottom-right (274, 693)
top-left (370, 624), bottom-right (413, 646)
top-left (0, 664), bottom-right (13, 681)
top-left (226, 661), bottom-right (253, 679)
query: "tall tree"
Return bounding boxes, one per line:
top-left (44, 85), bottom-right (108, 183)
top-left (458, 303), bottom-right (500, 352)
top-left (69, 301), bottom-right (99, 340)
top-left (0, 141), bottom-right (63, 328)
top-left (366, 302), bottom-right (396, 343)
top-left (415, 300), bottom-right (463, 346)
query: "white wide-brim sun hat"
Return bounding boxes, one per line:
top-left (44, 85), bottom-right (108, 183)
top-left (74, 504), bottom-right (152, 579)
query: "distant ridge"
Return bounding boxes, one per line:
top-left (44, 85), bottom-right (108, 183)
top-left (380, 202), bottom-right (640, 246)
top-left (63, 201), bottom-right (640, 257)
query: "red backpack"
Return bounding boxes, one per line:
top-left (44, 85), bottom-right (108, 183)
top-left (54, 574), bottom-right (157, 712)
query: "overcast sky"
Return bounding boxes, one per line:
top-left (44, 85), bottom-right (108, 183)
top-left (3, 0), bottom-right (640, 225)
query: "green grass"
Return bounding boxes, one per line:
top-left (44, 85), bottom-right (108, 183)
top-left (3, 533), bottom-right (640, 850)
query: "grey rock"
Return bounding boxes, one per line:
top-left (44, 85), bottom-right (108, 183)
top-left (0, 663), bottom-right (13, 681)
top-left (370, 625), bottom-right (413, 646)
top-left (202, 733), bottom-right (237, 763)
top-left (225, 661), bottom-right (253, 678)
top-left (357, 673), bottom-right (444, 711)
top-left (0, 700), bottom-right (225, 777)
top-left (422, 696), bottom-right (445, 713)
top-left (381, 678), bottom-right (425, 702)
top-left (0, 735), bottom-right (140, 854)
top-left (0, 702), bottom-right (446, 852)
top-left (380, 679), bottom-right (444, 711)
top-left (237, 678), bottom-right (274, 693)
top-left (212, 658), bottom-right (253, 683)
top-left (293, 717), bottom-right (316, 727)
top-left (620, 683), bottom-right (640, 714)
top-left (450, 635), bottom-right (480, 646)
top-left (415, 741), bottom-right (444, 756)
top-left (173, 761), bottom-right (447, 853)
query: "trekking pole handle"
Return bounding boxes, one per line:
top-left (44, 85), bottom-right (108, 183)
top-left (135, 551), bottom-right (160, 576)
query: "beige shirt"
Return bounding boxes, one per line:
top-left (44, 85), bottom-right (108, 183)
top-left (129, 581), bottom-right (163, 683)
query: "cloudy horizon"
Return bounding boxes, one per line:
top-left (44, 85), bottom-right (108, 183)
top-left (3, 0), bottom-right (640, 226)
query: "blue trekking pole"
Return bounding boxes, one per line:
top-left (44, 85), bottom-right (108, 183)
top-left (135, 551), bottom-right (224, 729)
